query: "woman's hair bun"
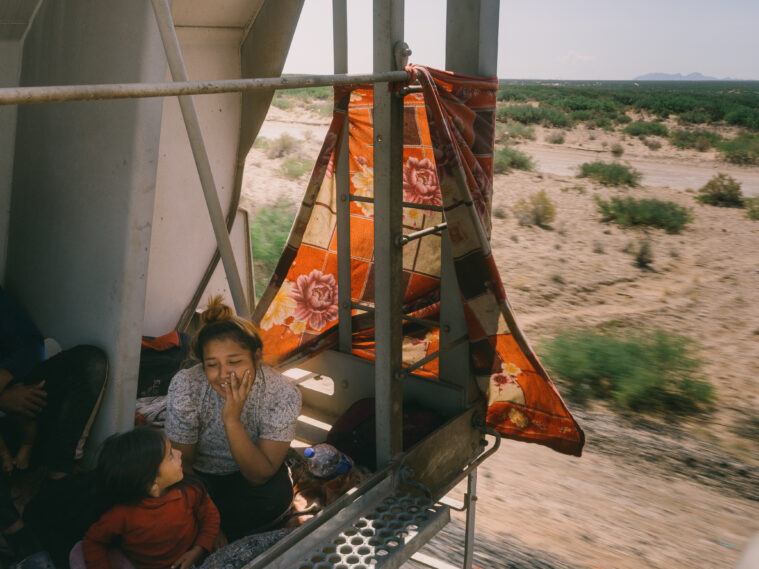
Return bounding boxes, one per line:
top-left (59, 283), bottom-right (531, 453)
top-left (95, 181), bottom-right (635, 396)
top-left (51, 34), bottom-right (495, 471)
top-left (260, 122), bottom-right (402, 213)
top-left (201, 295), bottom-right (234, 325)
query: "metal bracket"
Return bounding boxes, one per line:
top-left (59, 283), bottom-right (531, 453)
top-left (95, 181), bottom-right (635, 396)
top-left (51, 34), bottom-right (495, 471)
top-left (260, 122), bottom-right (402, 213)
top-left (394, 41), bottom-right (412, 70)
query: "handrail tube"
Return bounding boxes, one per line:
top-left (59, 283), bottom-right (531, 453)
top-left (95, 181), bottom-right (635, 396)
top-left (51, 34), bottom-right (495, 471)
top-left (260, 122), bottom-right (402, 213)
top-left (0, 71), bottom-right (410, 106)
top-left (398, 222), bottom-right (447, 246)
top-left (349, 302), bottom-right (440, 330)
top-left (402, 334), bottom-right (468, 375)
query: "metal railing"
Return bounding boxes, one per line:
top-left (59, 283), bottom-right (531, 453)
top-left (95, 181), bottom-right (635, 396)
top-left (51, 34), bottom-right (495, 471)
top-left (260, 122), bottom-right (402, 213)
top-left (0, 70), bottom-right (410, 106)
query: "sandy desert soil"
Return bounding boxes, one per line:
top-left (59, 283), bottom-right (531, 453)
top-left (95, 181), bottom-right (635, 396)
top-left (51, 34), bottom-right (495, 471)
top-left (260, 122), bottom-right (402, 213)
top-left (243, 104), bottom-right (759, 569)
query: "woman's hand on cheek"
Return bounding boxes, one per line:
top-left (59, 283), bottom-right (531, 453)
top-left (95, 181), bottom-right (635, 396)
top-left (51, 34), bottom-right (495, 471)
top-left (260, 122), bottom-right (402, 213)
top-left (221, 369), bottom-right (253, 424)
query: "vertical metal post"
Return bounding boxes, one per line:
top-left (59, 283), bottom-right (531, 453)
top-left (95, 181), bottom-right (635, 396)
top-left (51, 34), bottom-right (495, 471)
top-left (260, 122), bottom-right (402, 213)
top-left (440, 0), bottom-right (500, 407)
top-left (373, 0), bottom-right (405, 467)
top-left (150, 0), bottom-right (250, 319)
top-left (463, 469), bottom-right (478, 569)
top-left (444, 2), bottom-right (500, 566)
top-left (445, 0), bottom-right (500, 76)
top-left (334, 0), bottom-right (352, 353)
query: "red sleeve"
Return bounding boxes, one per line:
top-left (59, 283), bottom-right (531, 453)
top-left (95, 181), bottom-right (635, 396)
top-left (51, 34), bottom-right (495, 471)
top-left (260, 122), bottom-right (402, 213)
top-left (82, 509), bottom-right (123, 569)
top-left (193, 490), bottom-right (220, 553)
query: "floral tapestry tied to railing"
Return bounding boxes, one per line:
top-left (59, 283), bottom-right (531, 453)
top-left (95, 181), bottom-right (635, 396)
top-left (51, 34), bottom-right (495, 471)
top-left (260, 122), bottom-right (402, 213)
top-left (252, 65), bottom-right (584, 456)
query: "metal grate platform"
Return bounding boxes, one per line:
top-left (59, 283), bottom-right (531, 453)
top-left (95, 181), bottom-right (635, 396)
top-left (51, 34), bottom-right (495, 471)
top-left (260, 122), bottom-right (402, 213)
top-left (294, 494), bottom-right (450, 569)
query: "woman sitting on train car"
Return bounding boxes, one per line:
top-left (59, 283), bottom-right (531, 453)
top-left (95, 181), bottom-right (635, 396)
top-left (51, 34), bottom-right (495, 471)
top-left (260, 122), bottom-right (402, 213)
top-left (165, 296), bottom-right (301, 540)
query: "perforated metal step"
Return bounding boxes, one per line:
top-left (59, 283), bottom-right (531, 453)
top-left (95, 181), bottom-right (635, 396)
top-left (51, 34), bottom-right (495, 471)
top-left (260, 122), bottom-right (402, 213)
top-left (293, 494), bottom-right (450, 569)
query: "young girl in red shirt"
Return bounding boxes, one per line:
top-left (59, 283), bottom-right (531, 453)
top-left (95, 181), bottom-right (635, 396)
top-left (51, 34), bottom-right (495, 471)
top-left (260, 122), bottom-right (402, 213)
top-left (74, 427), bottom-right (220, 569)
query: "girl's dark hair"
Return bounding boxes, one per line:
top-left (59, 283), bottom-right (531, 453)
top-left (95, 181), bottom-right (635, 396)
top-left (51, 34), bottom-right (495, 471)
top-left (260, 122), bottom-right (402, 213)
top-left (96, 427), bottom-right (166, 505)
top-left (192, 295), bottom-right (263, 362)
top-left (96, 427), bottom-right (207, 513)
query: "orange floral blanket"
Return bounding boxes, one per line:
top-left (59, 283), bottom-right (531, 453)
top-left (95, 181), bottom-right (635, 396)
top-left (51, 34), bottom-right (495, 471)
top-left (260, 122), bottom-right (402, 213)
top-left (252, 66), bottom-right (584, 456)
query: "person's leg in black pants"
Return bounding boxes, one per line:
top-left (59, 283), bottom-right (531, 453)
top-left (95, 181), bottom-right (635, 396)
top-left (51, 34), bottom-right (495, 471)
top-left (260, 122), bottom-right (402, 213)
top-left (197, 464), bottom-right (294, 541)
top-left (17, 346), bottom-right (108, 565)
top-left (24, 345), bottom-right (108, 475)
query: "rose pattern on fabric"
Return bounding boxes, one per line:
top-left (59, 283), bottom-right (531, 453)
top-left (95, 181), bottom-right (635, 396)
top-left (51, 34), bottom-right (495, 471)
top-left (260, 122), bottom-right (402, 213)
top-left (403, 157), bottom-right (442, 208)
top-left (260, 281), bottom-right (297, 331)
top-left (290, 269), bottom-right (339, 330)
top-left (490, 362), bottom-right (525, 405)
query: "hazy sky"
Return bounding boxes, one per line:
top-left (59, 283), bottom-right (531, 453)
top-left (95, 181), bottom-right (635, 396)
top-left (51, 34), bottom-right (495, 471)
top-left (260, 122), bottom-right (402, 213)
top-left (283, 1), bottom-right (759, 80)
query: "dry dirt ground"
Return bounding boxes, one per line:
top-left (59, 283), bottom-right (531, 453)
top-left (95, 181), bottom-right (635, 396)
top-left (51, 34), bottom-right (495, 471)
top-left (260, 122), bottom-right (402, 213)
top-left (243, 104), bottom-right (759, 569)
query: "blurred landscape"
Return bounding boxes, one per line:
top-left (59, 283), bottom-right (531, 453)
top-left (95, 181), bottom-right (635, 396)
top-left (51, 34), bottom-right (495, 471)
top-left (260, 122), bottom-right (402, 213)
top-left (243, 82), bottom-right (759, 569)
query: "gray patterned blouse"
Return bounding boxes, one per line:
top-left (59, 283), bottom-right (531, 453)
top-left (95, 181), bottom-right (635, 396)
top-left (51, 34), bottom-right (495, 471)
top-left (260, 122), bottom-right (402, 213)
top-left (165, 363), bottom-right (302, 475)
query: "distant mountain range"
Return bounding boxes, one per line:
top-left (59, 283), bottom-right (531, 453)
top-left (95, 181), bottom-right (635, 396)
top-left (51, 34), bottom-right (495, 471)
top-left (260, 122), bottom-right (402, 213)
top-left (634, 72), bottom-right (744, 81)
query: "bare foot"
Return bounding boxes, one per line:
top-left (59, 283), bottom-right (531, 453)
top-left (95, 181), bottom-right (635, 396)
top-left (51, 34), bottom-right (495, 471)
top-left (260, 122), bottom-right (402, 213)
top-left (0, 450), bottom-right (13, 475)
top-left (14, 444), bottom-right (33, 471)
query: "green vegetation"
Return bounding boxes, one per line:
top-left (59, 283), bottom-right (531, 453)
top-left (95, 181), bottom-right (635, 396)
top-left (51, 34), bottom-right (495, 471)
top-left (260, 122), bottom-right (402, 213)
top-left (541, 328), bottom-right (713, 413)
top-left (504, 123), bottom-right (536, 140)
top-left (252, 136), bottom-right (269, 149)
top-left (271, 86), bottom-right (333, 114)
top-left (634, 239), bottom-right (654, 269)
top-left (546, 131), bottom-right (565, 144)
top-left (511, 190), bottom-right (556, 227)
top-left (267, 133), bottom-right (300, 158)
top-left (716, 132), bottom-right (759, 165)
top-left (624, 121), bottom-right (669, 137)
top-left (279, 156), bottom-right (314, 179)
top-left (669, 129), bottom-right (722, 151)
top-left (696, 173), bottom-right (745, 207)
top-left (577, 161), bottom-right (642, 186)
top-left (595, 196), bottom-right (692, 233)
top-left (496, 105), bottom-right (572, 128)
top-left (497, 80), bottom-right (759, 131)
top-left (641, 137), bottom-right (662, 150)
top-left (250, 200), bottom-right (296, 298)
top-left (511, 190), bottom-right (556, 228)
top-left (493, 146), bottom-right (535, 173)
top-left (745, 198), bottom-right (759, 220)
top-left (270, 96), bottom-right (293, 110)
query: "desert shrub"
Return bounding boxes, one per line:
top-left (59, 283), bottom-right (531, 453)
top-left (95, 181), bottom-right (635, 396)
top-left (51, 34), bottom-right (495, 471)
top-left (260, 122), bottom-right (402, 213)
top-left (694, 136), bottom-right (712, 152)
top-left (595, 196), bottom-right (692, 234)
top-left (678, 110), bottom-right (711, 124)
top-left (624, 121), bottom-right (668, 137)
top-left (250, 200), bottom-right (296, 297)
top-left (634, 239), bottom-right (654, 269)
top-left (511, 190), bottom-right (556, 227)
top-left (610, 143), bottom-right (624, 157)
top-left (724, 149), bottom-right (758, 165)
top-left (569, 110), bottom-right (593, 122)
top-left (615, 114), bottom-right (632, 124)
top-left (541, 329), bottom-right (712, 413)
top-left (493, 206), bottom-right (508, 219)
top-left (279, 156), bottom-right (314, 179)
top-left (504, 123), bottom-right (536, 141)
top-left (717, 133), bottom-right (759, 165)
top-left (493, 146), bottom-right (535, 173)
top-left (546, 131), bottom-right (565, 144)
top-left (307, 101), bottom-right (333, 116)
top-left (696, 173), bottom-right (744, 207)
top-left (497, 105), bottom-right (572, 128)
top-left (578, 161), bottom-right (642, 186)
top-left (267, 133), bottom-right (300, 158)
top-left (587, 116), bottom-right (613, 131)
top-left (270, 95), bottom-right (293, 110)
top-left (745, 198), bottom-right (759, 220)
top-left (641, 137), bottom-right (662, 150)
top-left (252, 136), bottom-right (269, 149)
top-left (669, 129), bottom-right (722, 150)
